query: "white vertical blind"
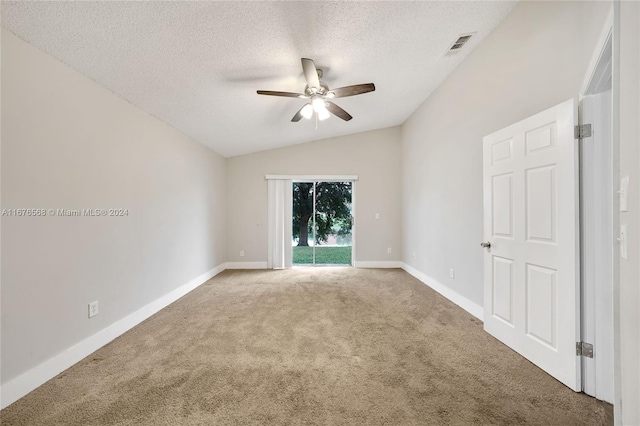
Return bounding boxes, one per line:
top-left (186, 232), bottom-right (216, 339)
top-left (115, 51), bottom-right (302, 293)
top-left (267, 179), bottom-right (292, 269)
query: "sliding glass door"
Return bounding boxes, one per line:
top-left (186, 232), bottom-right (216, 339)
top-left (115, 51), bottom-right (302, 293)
top-left (292, 181), bottom-right (353, 266)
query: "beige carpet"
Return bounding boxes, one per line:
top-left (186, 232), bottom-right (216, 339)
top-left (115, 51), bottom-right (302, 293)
top-left (2, 268), bottom-right (611, 425)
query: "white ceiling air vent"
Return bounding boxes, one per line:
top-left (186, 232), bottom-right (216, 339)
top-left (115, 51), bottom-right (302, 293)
top-left (446, 33), bottom-right (476, 56)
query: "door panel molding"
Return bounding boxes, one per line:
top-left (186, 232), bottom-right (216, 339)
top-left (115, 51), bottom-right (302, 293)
top-left (483, 98), bottom-right (580, 391)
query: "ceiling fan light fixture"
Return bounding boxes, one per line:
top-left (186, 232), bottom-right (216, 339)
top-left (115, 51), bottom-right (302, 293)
top-left (312, 97), bottom-right (326, 112)
top-left (301, 104), bottom-right (313, 119)
top-left (318, 108), bottom-right (330, 121)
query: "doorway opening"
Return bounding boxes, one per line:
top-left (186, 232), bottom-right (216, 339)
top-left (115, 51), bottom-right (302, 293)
top-left (292, 181), bottom-right (353, 266)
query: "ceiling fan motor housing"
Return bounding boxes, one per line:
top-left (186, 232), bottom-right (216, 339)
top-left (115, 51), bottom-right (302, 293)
top-left (305, 80), bottom-right (330, 96)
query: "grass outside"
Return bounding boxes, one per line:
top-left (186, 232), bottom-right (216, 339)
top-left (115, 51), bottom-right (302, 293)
top-left (292, 246), bottom-right (352, 265)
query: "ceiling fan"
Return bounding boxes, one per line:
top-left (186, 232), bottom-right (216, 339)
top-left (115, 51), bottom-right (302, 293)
top-left (257, 58), bottom-right (375, 122)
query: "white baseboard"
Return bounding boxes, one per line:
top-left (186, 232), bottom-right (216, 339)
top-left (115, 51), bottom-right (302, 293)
top-left (0, 263), bottom-right (226, 410)
top-left (401, 263), bottom-right (484, 320)
top-left (354, 261), bottom-right (402, 268)
top-left (225, 261), bottom-right (268, 269)
top-left (225, 261), bottom-right (401, 269)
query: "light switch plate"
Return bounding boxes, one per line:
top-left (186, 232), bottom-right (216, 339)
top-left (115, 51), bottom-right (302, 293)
top-left (620, 224), bottom-right (628, 260)
top-left (620, 176), bottom-right (629, 212)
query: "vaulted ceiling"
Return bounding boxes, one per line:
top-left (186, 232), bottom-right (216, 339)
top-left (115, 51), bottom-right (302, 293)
top-left (1, 1), bottom-right (516, 157)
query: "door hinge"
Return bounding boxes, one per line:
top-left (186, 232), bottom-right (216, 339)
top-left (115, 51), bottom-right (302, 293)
top-left (576, 341), bottom-right (594, 358)
top-left (574, 124), bottom-right (592, 139)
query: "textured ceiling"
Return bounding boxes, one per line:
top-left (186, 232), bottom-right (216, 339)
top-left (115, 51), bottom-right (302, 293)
top-left (1, 1), bottom-right (516, 157)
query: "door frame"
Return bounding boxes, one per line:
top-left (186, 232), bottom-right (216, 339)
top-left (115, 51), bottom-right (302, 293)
top-left (578, 6), bottom-right (615, 403)
top-left (268, 174), bottom-right (358, 266)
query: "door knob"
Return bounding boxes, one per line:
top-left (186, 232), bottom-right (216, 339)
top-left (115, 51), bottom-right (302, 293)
top-left (480, 241), bottom-right (491, 249)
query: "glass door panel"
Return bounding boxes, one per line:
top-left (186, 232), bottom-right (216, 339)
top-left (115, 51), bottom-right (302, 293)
top-left (292, 182), bottom-right (314, 265)
top-left (292, 181), bottom-right (352, 266)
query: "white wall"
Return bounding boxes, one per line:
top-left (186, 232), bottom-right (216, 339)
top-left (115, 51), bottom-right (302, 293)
top-left (1, 28), bottom-right (227, 396)
top-left (617, 1), bottom-right (640, 423)
top-left (226, 127), bottom-right (401, 266)
top-left (401, 1), bottom-right (611, 307)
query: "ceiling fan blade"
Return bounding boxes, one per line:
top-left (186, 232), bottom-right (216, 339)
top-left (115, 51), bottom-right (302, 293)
top-left (291, 104), bottom-right (307, 122)
top-left (257, 90), bottom-right (306, 98)
top-left (325, 101), bottom-right (353, 121)
top-left (330, 83), bottom-right (375, 98)
top-left (301, 58), bottom-right (320, 90)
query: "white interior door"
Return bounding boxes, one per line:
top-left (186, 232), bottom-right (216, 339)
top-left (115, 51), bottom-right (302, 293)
top-left (482, 98), bottom-right (581, 391)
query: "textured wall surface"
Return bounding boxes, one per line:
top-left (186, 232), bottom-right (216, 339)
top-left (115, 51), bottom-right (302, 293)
top-left (401, 0), bottom-right (611, 307)
top-left (226, 127), bottom-right (402, 265)
top-left (617, 1), bottom-right (640, 423)
top-left (1, 29), bottom-right (227, 385)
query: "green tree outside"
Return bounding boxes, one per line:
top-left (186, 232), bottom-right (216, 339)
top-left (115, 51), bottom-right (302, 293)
top-left (292, 182), bottom-right (352, 247)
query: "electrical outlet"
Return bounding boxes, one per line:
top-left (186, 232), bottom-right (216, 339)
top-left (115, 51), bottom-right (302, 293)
top-left (88, 301), bottom-right (99, 318)
top-left (239, 250), bottom-right (245, 257)
top-left (387, 247), bottom-right (392, 254)
top-left (449, 268), bottom-right (455, 279)
top-left (412, 252), bottom-right (416, 260)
